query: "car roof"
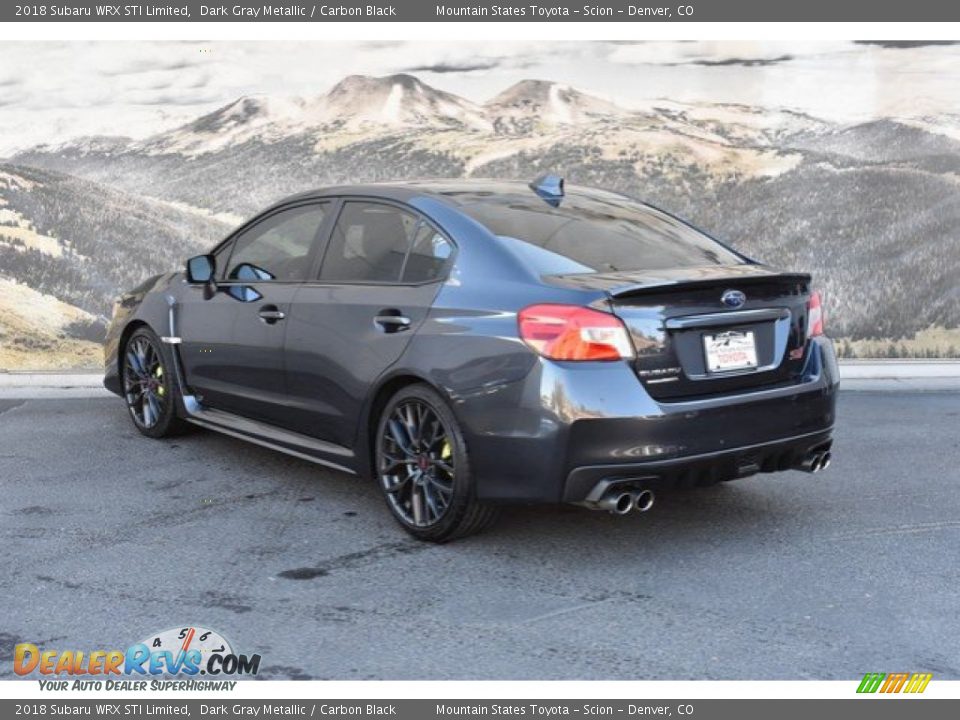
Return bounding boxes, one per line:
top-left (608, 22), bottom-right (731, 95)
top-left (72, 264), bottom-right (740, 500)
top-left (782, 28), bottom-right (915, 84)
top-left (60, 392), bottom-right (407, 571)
top-left (277, 178), bottom-right (634, 208)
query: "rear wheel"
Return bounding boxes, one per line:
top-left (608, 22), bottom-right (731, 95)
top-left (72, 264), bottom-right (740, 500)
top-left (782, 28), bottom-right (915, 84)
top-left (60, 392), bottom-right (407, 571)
top-left (122, 327), bottom-right (188, 438)
top-left (375, 384), bottom-right (499, 542)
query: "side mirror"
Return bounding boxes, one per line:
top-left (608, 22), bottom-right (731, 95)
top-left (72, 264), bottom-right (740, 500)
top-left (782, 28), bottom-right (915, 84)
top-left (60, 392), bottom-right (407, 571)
top-left (186, 255), bottom-right (218, 300)
top-left (186, 254), bottom-right (215, 283)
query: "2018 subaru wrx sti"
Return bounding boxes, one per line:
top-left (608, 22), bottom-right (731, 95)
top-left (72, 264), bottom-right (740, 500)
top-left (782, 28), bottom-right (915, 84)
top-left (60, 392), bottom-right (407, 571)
top-left (104, 177), bottom-right (838, 542)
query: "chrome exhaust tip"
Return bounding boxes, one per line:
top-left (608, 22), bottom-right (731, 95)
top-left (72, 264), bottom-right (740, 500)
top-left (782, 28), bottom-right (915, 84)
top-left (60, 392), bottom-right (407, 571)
top-left (798, 449), bottom-right (829, 473)
top-left (818, 452), bottom-right (832, 472)
top-left (597, 491), bottom-right (634, 515)
top-left (633, 489), bottom-right (655, 513)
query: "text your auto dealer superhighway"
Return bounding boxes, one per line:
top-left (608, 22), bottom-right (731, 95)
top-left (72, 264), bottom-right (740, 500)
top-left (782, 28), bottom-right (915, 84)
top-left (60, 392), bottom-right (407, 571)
top-left (198, 4), bottom-right (397, 16)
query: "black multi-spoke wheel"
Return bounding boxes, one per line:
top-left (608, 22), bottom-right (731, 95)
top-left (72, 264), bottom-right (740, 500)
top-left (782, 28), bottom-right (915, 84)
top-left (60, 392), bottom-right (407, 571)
top-left (124, 335), bottom-right (165, 428)
top-left (121, 327), bottom-right (187, 438)
top-left (380, 400), bottom-right (455, 527)
top-left (376, 384), bottom-right (499, 542)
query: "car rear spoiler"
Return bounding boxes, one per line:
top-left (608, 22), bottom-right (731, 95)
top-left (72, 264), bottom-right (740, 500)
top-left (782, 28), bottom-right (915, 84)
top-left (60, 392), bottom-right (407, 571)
top-left (604, 272), bottom-right (812, 299)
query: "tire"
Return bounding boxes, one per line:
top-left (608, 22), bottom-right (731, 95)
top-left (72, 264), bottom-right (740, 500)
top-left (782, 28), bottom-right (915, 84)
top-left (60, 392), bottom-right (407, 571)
top-left (375, 384), bottom-right (499, 542)
top-left (121, 326), bottom-right (189, 439)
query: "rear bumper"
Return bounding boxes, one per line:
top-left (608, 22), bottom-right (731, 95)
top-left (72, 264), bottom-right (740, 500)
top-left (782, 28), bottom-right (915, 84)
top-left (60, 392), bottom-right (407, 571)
top-left (459, 337), bottom-right (839, 503)
top-left (562, 428), bottom-right (833, 502)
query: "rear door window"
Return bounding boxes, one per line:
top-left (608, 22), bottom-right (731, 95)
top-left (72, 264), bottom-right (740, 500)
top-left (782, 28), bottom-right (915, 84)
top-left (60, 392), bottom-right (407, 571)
top-left (319, 201), bottom-right (452, 284)
top-left (402, 223), bottom-right (453, 283)
top-left (320, 202), bottom-right (417, 283)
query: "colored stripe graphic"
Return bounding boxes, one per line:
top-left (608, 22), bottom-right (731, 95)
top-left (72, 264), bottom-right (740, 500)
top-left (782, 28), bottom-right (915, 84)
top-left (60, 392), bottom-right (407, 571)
top-left (857, 672), bottom-right (931, 693)
top-left (881, 673), bottom-right (909, 693)
top-left (904, 673), bottom-right (933, 694)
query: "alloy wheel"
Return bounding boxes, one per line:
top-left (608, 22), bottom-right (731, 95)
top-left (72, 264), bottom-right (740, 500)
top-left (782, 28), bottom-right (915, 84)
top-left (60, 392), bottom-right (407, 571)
top-left (123, 336), bottom-right (167, 429)
top-left (379, 400), bottom-right (455, 527)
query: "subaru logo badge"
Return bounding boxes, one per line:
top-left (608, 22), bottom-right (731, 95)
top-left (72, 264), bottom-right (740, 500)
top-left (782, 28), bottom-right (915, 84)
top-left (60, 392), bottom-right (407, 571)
top-left (721, 289), bottom-right (746, 308)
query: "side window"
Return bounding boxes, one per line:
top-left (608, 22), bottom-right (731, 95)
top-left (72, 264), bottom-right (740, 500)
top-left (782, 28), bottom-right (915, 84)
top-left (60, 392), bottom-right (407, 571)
top-left (402, 223), bottom-right (453, 283)
top-left (319, 202), bottom-right (420, 283)
top-left (225, 203), bottom-right (328, 282)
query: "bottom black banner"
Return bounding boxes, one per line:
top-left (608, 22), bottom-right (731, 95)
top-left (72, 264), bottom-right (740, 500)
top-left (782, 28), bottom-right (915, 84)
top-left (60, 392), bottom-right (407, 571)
top-left (2, 699), bottom-right (958, 720)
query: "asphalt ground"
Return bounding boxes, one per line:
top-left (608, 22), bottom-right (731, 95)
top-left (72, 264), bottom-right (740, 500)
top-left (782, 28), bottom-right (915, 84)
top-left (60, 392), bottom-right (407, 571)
top-left (1, 389), bottom-right (958, 680)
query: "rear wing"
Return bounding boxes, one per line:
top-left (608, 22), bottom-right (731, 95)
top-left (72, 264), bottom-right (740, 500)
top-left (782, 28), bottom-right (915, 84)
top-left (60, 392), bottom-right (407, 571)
top-left (604, 272), bottom-right (812, 299)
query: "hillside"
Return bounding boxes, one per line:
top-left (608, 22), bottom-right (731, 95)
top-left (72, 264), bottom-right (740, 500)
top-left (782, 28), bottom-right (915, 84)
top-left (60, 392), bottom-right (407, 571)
top-left (0, 278), bottom-right (102, 371)
top-left (0, 164), bottom-right (230, 367)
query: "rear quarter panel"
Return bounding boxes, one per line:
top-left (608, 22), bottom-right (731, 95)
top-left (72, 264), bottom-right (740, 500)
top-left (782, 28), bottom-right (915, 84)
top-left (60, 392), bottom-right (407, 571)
top-left (375, 199), bottom-right (613, 499)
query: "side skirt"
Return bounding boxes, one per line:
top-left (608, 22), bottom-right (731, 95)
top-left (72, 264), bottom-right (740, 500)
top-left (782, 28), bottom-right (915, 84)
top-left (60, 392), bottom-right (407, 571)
top-left (184, 411), bottom-right (357, 476)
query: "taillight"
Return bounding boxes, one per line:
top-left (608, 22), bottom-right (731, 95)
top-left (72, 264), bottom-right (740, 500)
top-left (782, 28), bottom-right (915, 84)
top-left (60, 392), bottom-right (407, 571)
top-left (518, 304), bottom-right (635, 361)
top-left (807, 291), bottom-right (824, 337)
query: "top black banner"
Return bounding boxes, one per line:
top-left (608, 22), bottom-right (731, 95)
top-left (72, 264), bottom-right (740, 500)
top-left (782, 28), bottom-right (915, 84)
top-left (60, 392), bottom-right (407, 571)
top-left (6, 0), bottom-right (960, 22)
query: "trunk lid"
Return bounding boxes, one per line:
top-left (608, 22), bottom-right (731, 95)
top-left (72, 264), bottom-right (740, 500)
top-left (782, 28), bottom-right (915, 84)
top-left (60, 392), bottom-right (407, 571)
top-left (548, 265), bottom-right (814, 401)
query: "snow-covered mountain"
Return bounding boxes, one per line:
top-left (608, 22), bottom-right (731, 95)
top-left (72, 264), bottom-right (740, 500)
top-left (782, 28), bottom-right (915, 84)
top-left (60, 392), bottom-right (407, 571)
top-left (136, 74), bottom-right (495, 156)
top-left (8, 73), bottom-right (960, 349)
top-left (485, 79), bottom-right (629, 133)
top-left (111, 74), bottom-right (828, 159)
top-left (319, 74), bottom-right (491, 132)
top-left (15, 75), bottom-right (814, 218)
top-left (143, 96), bottom-right (312, 155)
top-left (142, 74), bottom-right (498, 156)
top-left (26, 74), bottom-right (831, 163)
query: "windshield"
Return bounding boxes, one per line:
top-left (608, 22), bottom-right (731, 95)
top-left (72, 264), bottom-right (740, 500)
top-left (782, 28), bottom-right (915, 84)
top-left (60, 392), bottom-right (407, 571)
top-left (459, 190), bottom-right (745, 274)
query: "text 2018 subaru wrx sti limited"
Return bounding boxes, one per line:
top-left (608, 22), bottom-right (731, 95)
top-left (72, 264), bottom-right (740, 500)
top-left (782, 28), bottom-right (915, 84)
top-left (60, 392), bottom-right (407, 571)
top-left (104, 177), bottom-right (838, 541)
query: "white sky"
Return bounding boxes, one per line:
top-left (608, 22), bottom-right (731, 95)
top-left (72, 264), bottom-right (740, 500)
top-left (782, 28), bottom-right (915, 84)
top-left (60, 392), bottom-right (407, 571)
top-left (0, 40), bottom-right (958, 155)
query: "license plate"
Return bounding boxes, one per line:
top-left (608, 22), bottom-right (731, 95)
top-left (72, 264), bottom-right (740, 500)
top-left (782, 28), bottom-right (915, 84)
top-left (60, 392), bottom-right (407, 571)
top-left (704, 330), bottom-right (758, 373)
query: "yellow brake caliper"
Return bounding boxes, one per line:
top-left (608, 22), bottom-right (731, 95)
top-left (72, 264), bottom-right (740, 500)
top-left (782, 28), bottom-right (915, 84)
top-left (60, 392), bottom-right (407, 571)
top-left (440, 439), bottom-right (452, 476)
top-left (155, 365), bottom-right (165, 396)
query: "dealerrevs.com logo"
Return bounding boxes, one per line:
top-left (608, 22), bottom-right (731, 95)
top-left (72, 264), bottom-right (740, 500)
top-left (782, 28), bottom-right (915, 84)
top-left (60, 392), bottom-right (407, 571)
top-left (14, 626), bottom-right (261, 689)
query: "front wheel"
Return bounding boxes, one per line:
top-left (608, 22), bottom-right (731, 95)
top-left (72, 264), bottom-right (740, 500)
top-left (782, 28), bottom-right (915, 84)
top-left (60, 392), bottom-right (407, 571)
top-left (375, 384), bottom-right (499, 542)
top-left (121, 326), bottom-right (189, 438)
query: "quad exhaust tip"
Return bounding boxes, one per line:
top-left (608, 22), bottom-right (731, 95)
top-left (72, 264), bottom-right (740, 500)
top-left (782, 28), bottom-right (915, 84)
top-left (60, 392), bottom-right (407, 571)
top-left (798, 449), bottom-right (832, 473)
top-left (633, 489), bottom-right (655, 513)
top-left (818, 451), bottom-right (832, 472)
top-left (596, 491), bottom-right (635, 515)
top-left (594, 488), bottom-right (656, 515)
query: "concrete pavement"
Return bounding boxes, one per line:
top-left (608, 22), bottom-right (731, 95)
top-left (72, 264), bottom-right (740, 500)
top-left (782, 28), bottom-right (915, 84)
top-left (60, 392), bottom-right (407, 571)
top-left (1, 390), bottom-right (958, 679)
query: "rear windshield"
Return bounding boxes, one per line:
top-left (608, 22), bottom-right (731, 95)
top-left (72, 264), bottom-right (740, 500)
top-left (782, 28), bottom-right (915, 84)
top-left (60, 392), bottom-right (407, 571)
top-left (459, 191), bottom-right (744, 274)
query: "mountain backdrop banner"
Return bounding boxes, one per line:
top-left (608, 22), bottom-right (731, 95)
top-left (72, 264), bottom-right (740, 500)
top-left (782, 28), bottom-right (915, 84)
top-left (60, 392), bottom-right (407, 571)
top-left (1, 41), bottom-right (959, 369)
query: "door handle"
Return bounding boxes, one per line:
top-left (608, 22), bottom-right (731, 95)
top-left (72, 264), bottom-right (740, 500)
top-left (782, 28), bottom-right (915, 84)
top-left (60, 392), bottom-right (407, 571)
top-left (374, 310), bottom-right (411, 333)
top-left (258, 305), bottom-right (286, 324)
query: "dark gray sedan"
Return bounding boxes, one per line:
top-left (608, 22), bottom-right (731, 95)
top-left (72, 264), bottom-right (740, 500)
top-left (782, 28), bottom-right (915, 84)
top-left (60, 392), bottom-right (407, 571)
top-left (104, 177), bottom-right (838, 541)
